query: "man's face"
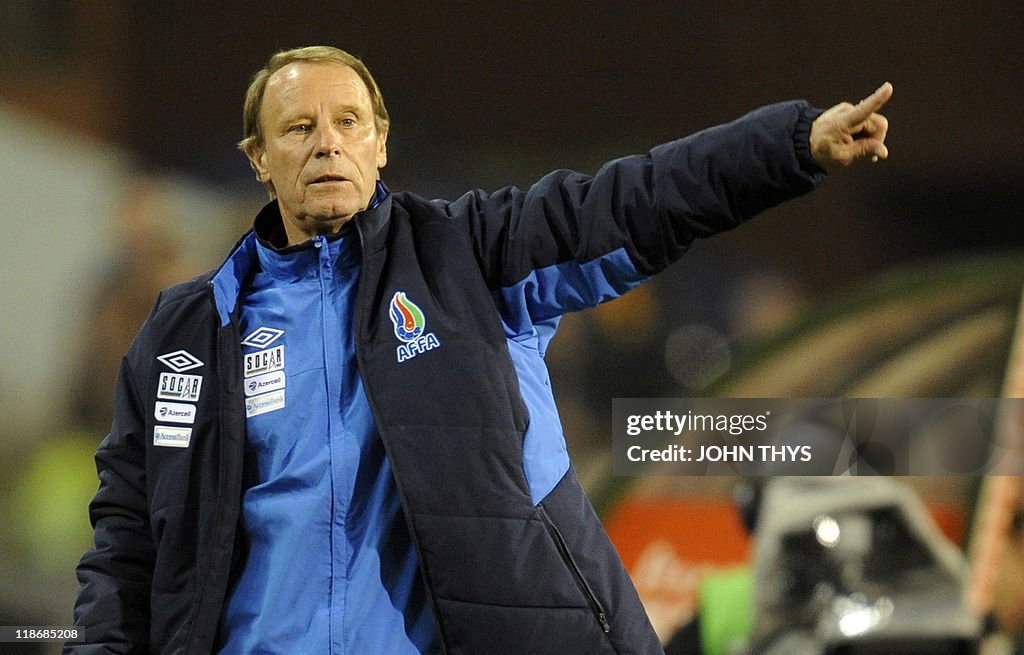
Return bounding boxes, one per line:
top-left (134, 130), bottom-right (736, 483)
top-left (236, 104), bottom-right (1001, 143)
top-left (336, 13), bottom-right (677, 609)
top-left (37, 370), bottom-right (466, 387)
top-left (248, 62), bottom-right (387, 244)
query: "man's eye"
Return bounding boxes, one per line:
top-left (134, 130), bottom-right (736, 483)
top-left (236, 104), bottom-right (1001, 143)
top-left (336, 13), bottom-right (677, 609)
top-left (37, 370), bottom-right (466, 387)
top-left (340, 118), bottom-right (356, 127)
top-left (290, 124), bottom-right (312, 133)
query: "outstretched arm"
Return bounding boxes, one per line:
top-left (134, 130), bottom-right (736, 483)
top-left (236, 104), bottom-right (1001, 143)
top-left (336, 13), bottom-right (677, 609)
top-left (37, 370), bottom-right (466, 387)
top-left (811, 82), bottom-right (893, 169)
top-left (450, 101), bottom-right (826, 329)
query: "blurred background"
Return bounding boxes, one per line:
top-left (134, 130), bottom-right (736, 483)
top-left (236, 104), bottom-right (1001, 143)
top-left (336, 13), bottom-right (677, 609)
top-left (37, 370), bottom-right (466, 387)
top-left (0, 1), bottom-right (1022, 653)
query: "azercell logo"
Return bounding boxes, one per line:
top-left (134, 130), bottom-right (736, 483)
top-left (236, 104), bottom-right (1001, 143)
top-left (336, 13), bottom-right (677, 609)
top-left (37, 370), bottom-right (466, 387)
top-left (154, 402), bottom-right (196, 425)
top-left (244, 370), bottom-right (286, 397)
top-left (388, 292), bottom-right (441, 363)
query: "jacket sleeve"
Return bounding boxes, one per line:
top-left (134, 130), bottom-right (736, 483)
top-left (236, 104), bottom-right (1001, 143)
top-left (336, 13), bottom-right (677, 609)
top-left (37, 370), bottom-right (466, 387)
top-left (447, 100), bottom-right (826, 325)
top-left (65, 354), bottom-right (154, 654)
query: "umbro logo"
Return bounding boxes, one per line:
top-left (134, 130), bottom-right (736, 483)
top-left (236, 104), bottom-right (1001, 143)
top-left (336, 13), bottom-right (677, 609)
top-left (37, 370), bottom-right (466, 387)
top-left (241, 327), bottom-right (285, 349)
top-left (157, 350), bottom-right (204, 373)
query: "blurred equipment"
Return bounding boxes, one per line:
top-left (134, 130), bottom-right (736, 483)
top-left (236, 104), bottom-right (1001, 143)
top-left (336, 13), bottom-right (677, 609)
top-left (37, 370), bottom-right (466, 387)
top-left (749, 477), bottom-right (981, 655)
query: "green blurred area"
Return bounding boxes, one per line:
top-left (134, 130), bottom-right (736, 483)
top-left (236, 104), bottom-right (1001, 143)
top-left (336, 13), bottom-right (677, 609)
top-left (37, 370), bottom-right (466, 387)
top-left (0, 430), bottom-right (98, 637)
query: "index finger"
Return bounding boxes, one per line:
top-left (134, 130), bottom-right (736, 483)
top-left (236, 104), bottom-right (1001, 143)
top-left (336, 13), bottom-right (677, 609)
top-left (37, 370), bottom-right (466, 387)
top-left (844, 82), bottom-right (894, 126)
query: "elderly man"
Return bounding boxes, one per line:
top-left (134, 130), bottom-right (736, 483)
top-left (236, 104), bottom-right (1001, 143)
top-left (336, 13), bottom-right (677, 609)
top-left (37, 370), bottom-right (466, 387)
top-left (68, 46), bottom-right (890, 654)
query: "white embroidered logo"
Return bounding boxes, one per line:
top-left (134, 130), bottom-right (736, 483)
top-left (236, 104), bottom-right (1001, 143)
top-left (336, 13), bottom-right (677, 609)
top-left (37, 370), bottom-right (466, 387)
top-left (241, 327), bottom-right (285, 349)
top-left (157, 373), bottom-right (203, 402)
top-left (153, 425), bottom-right (192, 448)
top-left (157, 350), bottom-right (204, 373)
top-left (244, 345), bottom-right (285, 378)
top-left (246, 389), bottom-right (286, 418)
top-left (154, 402), bottom-right (197, 425)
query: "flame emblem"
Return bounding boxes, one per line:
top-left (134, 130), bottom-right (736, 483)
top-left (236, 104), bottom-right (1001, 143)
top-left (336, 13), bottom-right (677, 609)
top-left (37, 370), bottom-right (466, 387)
top-left (389, 292), bottom-right (426, 342)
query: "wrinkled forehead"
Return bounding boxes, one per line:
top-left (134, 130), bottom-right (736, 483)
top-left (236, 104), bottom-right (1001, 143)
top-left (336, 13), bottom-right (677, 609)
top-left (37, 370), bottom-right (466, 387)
top-left (262, 62), bottom-right (372, 120)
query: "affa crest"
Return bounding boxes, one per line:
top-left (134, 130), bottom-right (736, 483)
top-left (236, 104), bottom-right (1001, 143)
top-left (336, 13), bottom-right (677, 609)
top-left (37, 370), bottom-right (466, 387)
top-left (389, 292), bottom-right (441, 362)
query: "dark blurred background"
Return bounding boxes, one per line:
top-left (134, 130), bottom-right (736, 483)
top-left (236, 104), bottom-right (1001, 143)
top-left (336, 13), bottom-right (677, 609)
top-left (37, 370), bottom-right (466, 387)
top-left (1, 2), bottom-right (1022, 650)
top-left (4, 2), bottom-right (1023, 283)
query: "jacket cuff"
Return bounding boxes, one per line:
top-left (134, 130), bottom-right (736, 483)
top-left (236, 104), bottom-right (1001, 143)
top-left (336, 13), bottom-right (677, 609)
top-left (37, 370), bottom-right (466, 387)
top-left (794, 104), bottom-right (827, 177)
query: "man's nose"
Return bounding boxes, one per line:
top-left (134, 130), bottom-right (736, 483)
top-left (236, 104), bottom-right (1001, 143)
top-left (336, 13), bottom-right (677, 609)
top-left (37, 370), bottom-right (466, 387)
top-left (316, 123), bottom-right (344, 157)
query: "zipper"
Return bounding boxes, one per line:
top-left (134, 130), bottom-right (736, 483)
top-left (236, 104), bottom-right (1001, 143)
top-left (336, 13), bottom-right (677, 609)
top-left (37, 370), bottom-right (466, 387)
top-left (315, 233), bottom-right (347, 654)
top-left (537, 505), bottom-right (612, 634)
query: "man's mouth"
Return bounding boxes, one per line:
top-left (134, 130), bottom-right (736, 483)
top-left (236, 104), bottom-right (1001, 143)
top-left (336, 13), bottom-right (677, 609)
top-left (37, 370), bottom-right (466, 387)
top-left (310, 174), bottom-right (349, 185)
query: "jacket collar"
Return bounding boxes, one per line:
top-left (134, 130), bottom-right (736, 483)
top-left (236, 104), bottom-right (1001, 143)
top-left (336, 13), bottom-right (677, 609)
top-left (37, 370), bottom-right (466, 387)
top-left (354, 181), bottom-right (392, 256)
top-left (210, 181), bottom-right (392, 326)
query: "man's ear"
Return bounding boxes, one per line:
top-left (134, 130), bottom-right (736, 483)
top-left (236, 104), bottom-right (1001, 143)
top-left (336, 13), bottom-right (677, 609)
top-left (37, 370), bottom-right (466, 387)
top-left (376, 129), bottom-right (388, 170)
top-left (244, 142), bottom-right (271, 184)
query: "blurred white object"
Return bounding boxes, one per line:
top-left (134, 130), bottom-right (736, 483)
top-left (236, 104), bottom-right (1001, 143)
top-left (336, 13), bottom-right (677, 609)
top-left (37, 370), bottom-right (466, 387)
top-left (749, 477), bottom-right (981, 655)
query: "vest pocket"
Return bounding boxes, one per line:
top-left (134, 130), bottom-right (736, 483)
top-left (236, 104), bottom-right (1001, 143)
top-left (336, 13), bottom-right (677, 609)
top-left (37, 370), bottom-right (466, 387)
top-left (537, 505), bottom-right (612, 634)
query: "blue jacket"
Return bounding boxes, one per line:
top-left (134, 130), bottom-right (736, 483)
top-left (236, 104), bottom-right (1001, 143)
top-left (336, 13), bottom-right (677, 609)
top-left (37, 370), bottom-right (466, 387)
top-left (68, 100), bottom-right (824, 654)
top-left (218, 213), bottom-right (440, 654)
